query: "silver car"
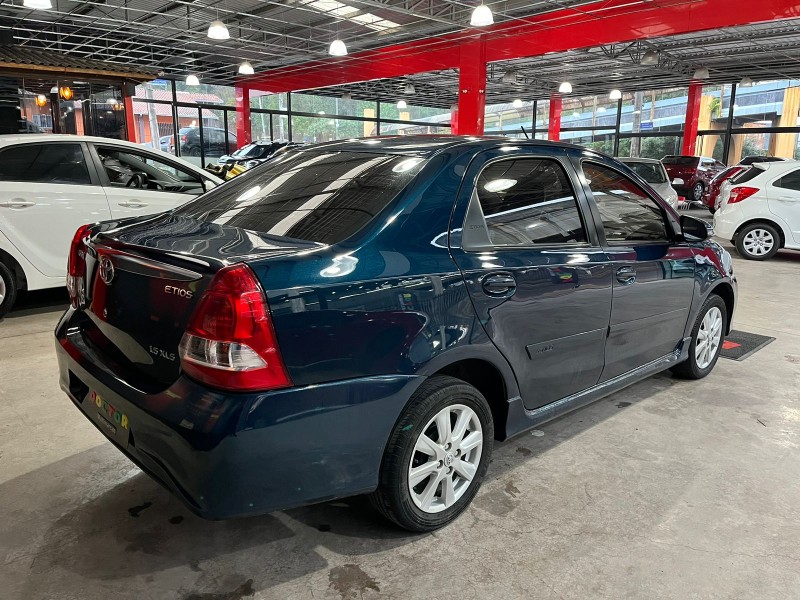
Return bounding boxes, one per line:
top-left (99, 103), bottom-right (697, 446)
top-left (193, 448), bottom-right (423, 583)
top-left (619, 157), bottom-right (682, 210)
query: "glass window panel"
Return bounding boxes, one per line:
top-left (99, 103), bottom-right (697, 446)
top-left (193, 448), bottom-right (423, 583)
top-left (696, 133), bottom-right (726, 161)
top-left (476, 158), bottom-right (586, 246)
top-left (95, 146), bottom-right (204, 195)
top-left (379, 102), bottom-right (447, 123)
top-left (249, 90), bottom-right (287, 112)
top-left (134, 79), bottom-right (173, 102)
top-left (583, 162), bottom-right (669, 243)
top-left (562, 95), bottom-right (618, 129)
top-left (618, 135), bottom-right (682, 159)
top-left (292, 114), bottom-right (374, 142)
top-left (620, 88), bottom-right (687, 134)
top-left (732, 81), bottom-right (800, 126)
top-left (174, 81), bottom-right (235, 107)
top-left (0, 143), bottom-right (90, 184)
top-left (380, 122), bottom-right (446, 136)
top-left (174, 106), bottom-right (202, 166)
top-left (535, 99), bottom-right (550, 131)
top-left (560, 130), bottom-right (615, 154)
top-left (484, 101), bottom-right (534, 137)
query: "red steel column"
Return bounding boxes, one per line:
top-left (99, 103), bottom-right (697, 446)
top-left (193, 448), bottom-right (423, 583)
top-left (122, 84), bottom-right (137, 143)
top-left (456, 37), bottom-right (486, 136)
top-left (548, 93), bottom-right (562, 141)
top-left (682, 81), bottom-right (703, 155)
top-left (235, 84), bottom-right (252, 147)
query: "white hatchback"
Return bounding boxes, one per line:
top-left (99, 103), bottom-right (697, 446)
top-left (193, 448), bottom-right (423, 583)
top-left (0, 135), bottom-right (223, 317)
top-left (714, 160), bottom-right (800, 260)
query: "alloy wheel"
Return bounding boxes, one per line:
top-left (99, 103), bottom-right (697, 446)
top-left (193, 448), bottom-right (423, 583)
top-left (695, 306), bottom-right (723, 369)
top-left (0, 277), bottom-right (5, 304)
top-left (693, 183), bottom-right (703, 202)
top-left (408, 404), bottom-right (483, 514)
top-left (742, 228), bottom-right (775, 257)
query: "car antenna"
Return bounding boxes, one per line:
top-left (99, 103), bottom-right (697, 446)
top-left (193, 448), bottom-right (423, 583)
top-left (519, 126), bottom-right (530, 139)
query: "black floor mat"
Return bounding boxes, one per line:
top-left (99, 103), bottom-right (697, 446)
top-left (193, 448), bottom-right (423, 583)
top-left (720, 330), bottom-right (776, 361)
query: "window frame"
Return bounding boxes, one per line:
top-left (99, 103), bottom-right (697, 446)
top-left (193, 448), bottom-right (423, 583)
top-left (88, 142), bottom-right (209, 193)
top-left (0, 141), bottom-right (100, 187)
top-left (462, 154), bottom-right (594, 252)
top-left (580, 158), bottom-right (677, 247)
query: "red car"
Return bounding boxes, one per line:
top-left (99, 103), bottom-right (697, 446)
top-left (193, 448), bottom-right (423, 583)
top-left (703, 165), bottom-right (746, 213)
top-left (662, 155), bottom-right (726, 204)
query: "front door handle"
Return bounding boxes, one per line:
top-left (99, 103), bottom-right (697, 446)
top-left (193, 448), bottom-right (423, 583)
top-left (482, 273), bottom-right (516, 295)
top-left (118, 201), bottom-right (148, 208)
top-left (616, 266), bottom-right (636, 285)
top-left (0, 199), bottom-right (36, 208)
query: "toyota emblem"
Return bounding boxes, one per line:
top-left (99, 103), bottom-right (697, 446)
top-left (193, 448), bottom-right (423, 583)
top-left (99, 256), bottom-right (115, 285)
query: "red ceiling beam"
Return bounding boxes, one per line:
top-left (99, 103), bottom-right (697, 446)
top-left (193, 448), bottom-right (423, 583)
top-left (245, 0), bottom-right (800, 93)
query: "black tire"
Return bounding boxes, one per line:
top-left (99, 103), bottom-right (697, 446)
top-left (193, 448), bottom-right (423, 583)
top-left (671, 295), bottom-right (727, 380)
top-left (0, 261), bottom-right (17, 319)
top-left (708, 206), bottom-right (716, 215)
top-left (189, 147), bottom-right (201, 157)
top-left (692, 182), bottom-right (704, 202)
top-left (369, 375), bottom-right (493, 532)
top-left (734, 222), bottom-right (780, 261)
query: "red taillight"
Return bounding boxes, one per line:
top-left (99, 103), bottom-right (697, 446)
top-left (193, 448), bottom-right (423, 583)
top-left (66, 224), bottom-right (93, 308)
top-left (728, 186), bottom-right (760, 204)
top-left (179, 264), bottom-right (292, 392)
top-left (182, 134), bottom-right (188, 143)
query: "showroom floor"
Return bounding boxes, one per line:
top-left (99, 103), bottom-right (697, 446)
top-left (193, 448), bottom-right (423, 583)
top-left (1, 222), bottom-right (799, 600)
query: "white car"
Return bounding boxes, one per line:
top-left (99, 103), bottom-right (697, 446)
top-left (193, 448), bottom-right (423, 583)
top-left (714, 160), bottom-right (800, 260)
top-left (618, 157), bottom-right (682, 209)
top-left (0, 134), bottom-right (223, 317)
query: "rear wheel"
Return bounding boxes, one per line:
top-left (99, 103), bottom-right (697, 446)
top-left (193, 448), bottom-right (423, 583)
top-left (370, 376), bottom-right (493, 532)
top-left (0, 262), bottom-right (18, 319)
top-left (692, 182), bottom-right (704, 202)
top-left (671, 295), bottom-right (726, 380)
top-left (735, 222), bottom-right (780, 260)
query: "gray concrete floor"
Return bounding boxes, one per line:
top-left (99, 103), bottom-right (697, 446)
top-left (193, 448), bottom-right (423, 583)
top-left (2, 215), bottom-right (800, 600)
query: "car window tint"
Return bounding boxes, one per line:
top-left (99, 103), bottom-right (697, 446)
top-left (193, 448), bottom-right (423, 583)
top-left (0, 143), bottom-right (90, 184)
top-left (624, 162), bottom-right (666, 184)
top-left (583, 162), bottom-right (669, 243)
top-left (773, 169), bottom-right (800, 192)
top-left (97, 147), bottom-right (203, 194)
top-left (730, 167), bottom-right (762, 185)
top-left (175, 151), bottom-right (426, 244)
top-left (474, 158), bottom-right (586, 246)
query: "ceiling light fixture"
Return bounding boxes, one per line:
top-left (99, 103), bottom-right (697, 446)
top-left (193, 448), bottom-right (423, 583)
top-left (35, 94), bottom-right (47, 107)
top-left (397, 100), bottom-right (408, 109)
top-left (512, 99), bottom-right (523, 109)
top-left (740, 76), bottom-right (753, 86)
top-left (558, 81), bottom-right (573, 94)
top-left (502, 70), bottom-right (517, 85)
top-left (470, 3), bottom-right (493, 27)
top-left (186, 74), bottom-right (200, 86)
top-left (329, 39), bottom-right (348, 56)
top-left (609, 89), bottom-right (622, 101)
top-left (238, 62), bottom-right (254, 75)
top-left (641, 49), bottom-right (659, 65)
top-left (693, 67), bottom-right (710, 80)
top-left (404, 82), bottom-right (416, 95)
top-left (342, 92), bottom-right (352, 100)
top-left (207, 20), bottom-right (230, 40)
top-left (23, 0), bottom-right (51, 8)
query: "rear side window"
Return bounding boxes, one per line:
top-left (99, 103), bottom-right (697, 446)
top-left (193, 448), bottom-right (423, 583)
top-left (175, 151), bottom-right (426, 244)
top-left (474, 158), bottom-right (586, 246)
top-left (773, 169), bottom-right (800, 192)
top-left (0, 143), bottom-right (90, 184)
top-left (583, 162), bottom-right (669, 243)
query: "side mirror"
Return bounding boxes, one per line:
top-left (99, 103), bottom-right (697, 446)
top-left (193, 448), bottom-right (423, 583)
top-left (681, 215), bottom-right (713, 241)
top-left (672, 177), bottom-right (684, 186)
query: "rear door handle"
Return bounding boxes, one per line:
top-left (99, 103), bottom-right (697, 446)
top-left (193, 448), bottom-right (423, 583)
top-left (616, 266), bottom-right (636, 285)
top-left (0, 199), bottom-right (36, 208)
top-left (118, 201), bottom-right (148, 208)
top-left (777, 196), bottom-right (799, 202)
top-left (482, 273), bottom-right (516, 295)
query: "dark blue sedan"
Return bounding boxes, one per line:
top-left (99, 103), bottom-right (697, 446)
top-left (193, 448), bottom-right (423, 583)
top-left (56, 136), bottom-right (736, 531)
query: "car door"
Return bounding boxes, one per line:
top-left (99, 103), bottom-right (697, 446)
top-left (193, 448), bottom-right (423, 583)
top-left (0, 141), bottom-right (111, 277)
top-left (450, 149), bottom-right (613, 410)
top-left (89, 143), bottom-right (208, 218)
top-left (580, 160), bottom-right (696, 381)
top-left (767, 167), bottom-right (800, 244)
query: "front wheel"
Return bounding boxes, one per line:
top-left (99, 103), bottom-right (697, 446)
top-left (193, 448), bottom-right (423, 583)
top-left (0, 261), bottom-right (18, 319)
top-left (692, 182), bottom-right (704, 202)
top-left (370, 376), bottom-right (493, 532)
top-left (735, 222), bottom-right (780, 260)
top-left (671, 295), bottom-right (727, 379)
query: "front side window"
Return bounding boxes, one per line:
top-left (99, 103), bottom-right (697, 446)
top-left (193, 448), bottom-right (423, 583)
top-left (175, 150), bottom-right (426, 245)
top-left (583, 162), bottom-right (670, 243)
top-left (0, 143), bottom-right (90, 184)
top-left (773, 169), bottom-right (800, 192)
top-left (96, 146), bottom-right (203, 194)
top-left (475, 158), bottom-right (586, 246)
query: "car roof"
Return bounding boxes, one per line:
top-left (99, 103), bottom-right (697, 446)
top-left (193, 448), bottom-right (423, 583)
top-left (618, 157), bottom-right (663, 165)
top-left (304, 134), bottom-right (587, 157)
top-left (0, 134), bottom-right (224, 182)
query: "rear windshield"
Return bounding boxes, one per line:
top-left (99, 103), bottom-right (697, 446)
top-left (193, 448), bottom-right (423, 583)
top-left (662, 156), bottom-right (698, 166)
top-left (730, 166), bottom-right (764, 185)
top-left (624, 161), bottom-right (666, 184)
top-left (174, 150), bottom-right (426, 244)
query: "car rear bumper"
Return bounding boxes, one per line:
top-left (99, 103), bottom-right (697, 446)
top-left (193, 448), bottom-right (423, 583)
top-left (55, 312), bottom-right (421, 519)
top-left (712, 207), bottom-right (742, 241)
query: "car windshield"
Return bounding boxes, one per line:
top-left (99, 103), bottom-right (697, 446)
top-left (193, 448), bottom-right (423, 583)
top-left (174, 150), bottom-right (427, 244)
top-left (231, 143), bottom-right (262, 158)
top-left (624, 162), bottom-right (667, 184)
top-left (662, 156), bottom-right (698, 166)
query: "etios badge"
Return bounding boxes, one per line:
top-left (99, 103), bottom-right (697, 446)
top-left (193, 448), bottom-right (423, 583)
top-left (99, 256), bottom-right (115, 285)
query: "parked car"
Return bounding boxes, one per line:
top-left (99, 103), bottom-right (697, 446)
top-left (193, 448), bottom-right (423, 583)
top-left (714, 159), bottom-right (800, 260)
top-left (215, 140), bottom-right (289, 167)
top-left (618, 157), bottom-right (681, 209)
top-left (703, 165), bottom-right (747, 214)
top-left (662, 155), bottom-right (726, 203)
top-left (178, 126), bottom-right (237, 158)
top-left (55, 136), bottom-right (736, 532)
top-left (0, 134), bottom-right (223, 317)
top-left (159, 135), bottom-right (173, 153)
